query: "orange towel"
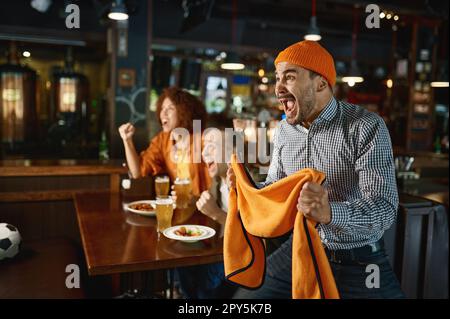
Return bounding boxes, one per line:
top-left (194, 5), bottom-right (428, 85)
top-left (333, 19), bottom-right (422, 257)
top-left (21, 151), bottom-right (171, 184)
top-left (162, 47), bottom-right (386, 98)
top-left (224, 154), bottom-right (339, 299)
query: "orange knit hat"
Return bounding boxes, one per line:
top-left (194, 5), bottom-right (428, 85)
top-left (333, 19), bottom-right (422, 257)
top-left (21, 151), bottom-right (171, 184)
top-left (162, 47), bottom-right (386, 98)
top-left (274, 41), bottom-right (336, 87)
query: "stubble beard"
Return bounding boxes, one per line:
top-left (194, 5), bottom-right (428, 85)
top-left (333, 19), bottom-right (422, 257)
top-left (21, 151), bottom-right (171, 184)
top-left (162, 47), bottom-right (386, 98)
top-left (290, 86), bottom-right (315, 126)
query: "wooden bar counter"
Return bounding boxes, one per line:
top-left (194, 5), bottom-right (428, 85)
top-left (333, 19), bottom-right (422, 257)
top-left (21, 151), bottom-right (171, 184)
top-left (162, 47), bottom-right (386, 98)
top-left (0, 159), bottom-right (130, 298)
top-left (0, 159), bottom-right (128, 242)
top-left (0, 159), bottom-right (128, 201)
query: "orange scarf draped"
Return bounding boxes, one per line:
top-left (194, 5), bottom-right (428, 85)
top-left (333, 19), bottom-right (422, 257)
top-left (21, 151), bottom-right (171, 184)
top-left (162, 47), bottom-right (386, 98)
top-left (224, 154), bottom-right (339, 299)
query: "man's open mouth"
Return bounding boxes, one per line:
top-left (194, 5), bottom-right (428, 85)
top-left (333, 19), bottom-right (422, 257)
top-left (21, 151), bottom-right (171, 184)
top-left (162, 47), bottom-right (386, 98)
top-left (279, 96), bottom-right (297, 115)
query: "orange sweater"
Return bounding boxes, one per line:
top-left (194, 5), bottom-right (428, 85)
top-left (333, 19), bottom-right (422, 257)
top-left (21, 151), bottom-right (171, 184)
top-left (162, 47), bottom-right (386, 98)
top-left (224, 154), bottom-right (339, 299)
top-left (139, 131), bottom-right (211, 196)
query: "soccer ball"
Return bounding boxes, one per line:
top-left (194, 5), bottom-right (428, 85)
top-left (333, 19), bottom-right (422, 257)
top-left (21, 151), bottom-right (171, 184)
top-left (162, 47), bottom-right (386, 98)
top-left (0, 223), bottom-right (22, 261)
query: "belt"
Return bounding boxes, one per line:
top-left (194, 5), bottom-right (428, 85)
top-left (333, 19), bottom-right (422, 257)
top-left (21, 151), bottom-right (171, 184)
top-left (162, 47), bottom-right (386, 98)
top-left (325, 239), bottom-right (384, 264)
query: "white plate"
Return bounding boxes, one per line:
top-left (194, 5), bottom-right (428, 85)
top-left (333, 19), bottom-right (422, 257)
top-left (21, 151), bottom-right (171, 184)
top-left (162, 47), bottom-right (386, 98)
top-left (163, 225), bottom-right (216, 242)
top-left (124, 200), bottom-right (156, 217)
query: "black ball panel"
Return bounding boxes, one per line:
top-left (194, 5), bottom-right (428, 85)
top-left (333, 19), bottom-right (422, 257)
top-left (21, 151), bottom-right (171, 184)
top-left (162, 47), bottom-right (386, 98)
top-left (6, 224), bottom-right (17, 232)
top-left (0, 238), bottom-right (12, 250)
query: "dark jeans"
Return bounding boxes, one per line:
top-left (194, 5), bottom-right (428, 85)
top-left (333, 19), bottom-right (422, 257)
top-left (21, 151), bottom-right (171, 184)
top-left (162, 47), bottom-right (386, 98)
top-left (233, 234), bottom-right (405, 299)
top-left (176, 262), bottom-right (236, 299)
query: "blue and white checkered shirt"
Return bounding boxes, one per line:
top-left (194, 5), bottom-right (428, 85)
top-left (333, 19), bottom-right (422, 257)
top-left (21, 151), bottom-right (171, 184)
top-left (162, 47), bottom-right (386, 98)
top-left (265, 97), bottom-right (399, 250)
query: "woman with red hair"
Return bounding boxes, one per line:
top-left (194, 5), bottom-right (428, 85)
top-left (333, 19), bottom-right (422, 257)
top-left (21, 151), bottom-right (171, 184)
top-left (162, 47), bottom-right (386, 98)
top-left (118, 86), bottom-right (210, 196)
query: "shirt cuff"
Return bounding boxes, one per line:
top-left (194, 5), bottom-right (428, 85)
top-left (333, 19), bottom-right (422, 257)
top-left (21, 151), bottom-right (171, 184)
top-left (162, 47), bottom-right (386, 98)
top-left (327, 202), bottom-right (350, 229)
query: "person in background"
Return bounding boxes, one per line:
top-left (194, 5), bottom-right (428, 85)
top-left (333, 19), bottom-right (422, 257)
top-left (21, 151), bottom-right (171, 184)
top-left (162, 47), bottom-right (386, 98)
top-left (174, 128), bottom-right (236, 299)
top-left (227, 40), bottom-right (404, 299)
top-left (196, 128), bottom-right (230, 226)
top-left (118, 86), bottom-right (210, 196)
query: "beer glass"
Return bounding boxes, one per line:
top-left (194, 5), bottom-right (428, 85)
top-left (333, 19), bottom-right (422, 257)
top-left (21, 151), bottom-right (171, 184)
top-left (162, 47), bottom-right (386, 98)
top-left (155, 175), bottom-right (170, 198)
top-left (155, 197), bottom-right (174, 233)
top-left (174, 178), bottom-right (191, 209)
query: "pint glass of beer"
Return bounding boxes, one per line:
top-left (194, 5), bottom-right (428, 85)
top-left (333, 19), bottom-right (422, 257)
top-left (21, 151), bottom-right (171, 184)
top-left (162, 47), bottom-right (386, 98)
top-left (174, 178), bottom-right (191, 209)
top-left (155, 175), bottom-right (170, 198)
top-left (155, 197), bottom-right (174, 233)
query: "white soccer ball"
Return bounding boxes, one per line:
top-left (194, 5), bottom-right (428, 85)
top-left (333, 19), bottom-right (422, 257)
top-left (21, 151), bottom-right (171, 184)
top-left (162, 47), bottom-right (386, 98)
top-left (0, 223), bottom-right (22, 261)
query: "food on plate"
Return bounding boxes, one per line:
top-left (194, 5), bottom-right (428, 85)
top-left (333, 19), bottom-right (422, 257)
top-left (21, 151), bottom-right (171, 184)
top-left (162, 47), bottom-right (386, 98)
top-left (129, 203), bottom-right (153, 212)
top-left (174, 226), bottom-right (203, 237)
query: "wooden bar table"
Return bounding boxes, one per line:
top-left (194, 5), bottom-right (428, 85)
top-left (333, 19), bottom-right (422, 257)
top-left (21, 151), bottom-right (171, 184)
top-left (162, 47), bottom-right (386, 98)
top-left (74, 191), bottom-right (223, 296)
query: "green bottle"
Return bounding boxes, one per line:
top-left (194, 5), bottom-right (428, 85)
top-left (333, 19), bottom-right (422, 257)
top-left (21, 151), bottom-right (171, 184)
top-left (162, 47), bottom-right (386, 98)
top-left (434, 135), bottom-right (441, 154)
top-left (99, 131), bottom-right (109, 160)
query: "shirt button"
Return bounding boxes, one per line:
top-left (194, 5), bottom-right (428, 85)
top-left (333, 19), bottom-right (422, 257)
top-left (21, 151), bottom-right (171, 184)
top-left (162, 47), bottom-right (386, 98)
top-left (323, 238), bottom-right (328, 244)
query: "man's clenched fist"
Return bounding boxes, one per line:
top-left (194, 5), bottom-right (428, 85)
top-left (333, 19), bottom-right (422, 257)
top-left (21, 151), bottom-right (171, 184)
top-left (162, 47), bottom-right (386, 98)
top-left (297, 182), bottom-right (331, 224)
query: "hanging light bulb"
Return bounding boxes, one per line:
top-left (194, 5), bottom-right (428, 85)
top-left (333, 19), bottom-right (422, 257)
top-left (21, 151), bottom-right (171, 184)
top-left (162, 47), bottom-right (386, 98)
top-left (431, 81), bottom-right (449, 87)
top-left (304, 17), bottom-right (322, 41)
top-left (343, 6), bottom-right (364, 86)
top-left (431, 26), bottom-right (449, 88)
top-left (221, 52), bottom-right (245, 70)
top-left (221, 0), bottom-right (245, 71)
top-left (431, 62), bottom-right (449, 88)
top-left (304, 0), bottom-right (321, 41)
top-left (342, 61), bottom-right (364, 85)
top-left (108, 0), bottom-right (128, 21)
top-left (30, 0), bottom-right (52, 13)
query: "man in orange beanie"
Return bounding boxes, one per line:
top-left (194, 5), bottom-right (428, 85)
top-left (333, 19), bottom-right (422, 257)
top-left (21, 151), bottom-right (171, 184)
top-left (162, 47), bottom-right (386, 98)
top-left (228, 40), bottom-right (404, 298)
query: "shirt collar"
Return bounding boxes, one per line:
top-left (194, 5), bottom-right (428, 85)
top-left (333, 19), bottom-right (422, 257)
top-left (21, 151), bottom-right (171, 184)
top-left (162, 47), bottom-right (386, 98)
top-left (315, 96), bottom-right (338, 123)
top-left (294, 97), bottom-right (337, 131)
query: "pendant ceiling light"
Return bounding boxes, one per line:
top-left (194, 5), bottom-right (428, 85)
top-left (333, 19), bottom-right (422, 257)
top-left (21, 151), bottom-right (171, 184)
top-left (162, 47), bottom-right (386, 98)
top-left (30, 0), bottom-right (52, 13)
top-left (221, 52), bottom-right (245, 70)
top-left (431, 25), bottom-right (449, 88)
top-left (304, 0), bottom-right (321, 41)
top-left (431, 81), bottom-right (449, 88)
top-left (108, 0), bottom-right (129, 21)
top-left (342, 6), bottom-right (364, 86)
top-left (431, 61), bottom-right (449, 87)
top-left (221, 0), bottom-right (245, 71)
top-left (342, 60), bottom-right (364, 86)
